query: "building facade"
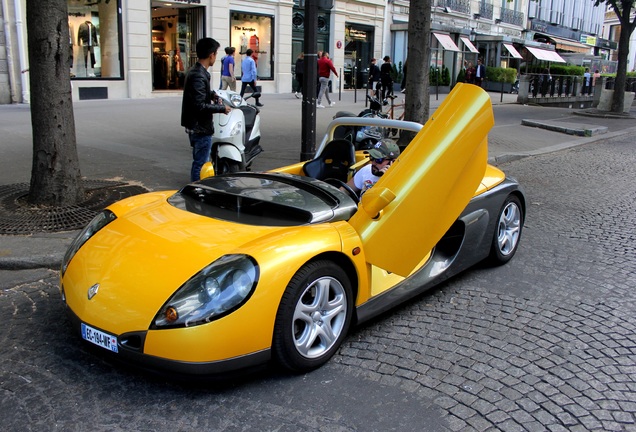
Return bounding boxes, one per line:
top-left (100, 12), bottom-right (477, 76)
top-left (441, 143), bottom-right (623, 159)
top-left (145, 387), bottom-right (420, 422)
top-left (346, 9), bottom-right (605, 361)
top-left (389, 0), bottom-right (614, 88)
top-left (0, 0), bottom-right (388, 103)
top-left (601, 5), bottom-right (636, 73)
top-left (0, 0), bottom-right (617, 104)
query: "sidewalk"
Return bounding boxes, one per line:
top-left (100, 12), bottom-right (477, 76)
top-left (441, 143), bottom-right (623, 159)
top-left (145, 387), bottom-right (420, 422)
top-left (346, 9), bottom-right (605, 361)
top-left (1, 89), bottom-right (635, 271)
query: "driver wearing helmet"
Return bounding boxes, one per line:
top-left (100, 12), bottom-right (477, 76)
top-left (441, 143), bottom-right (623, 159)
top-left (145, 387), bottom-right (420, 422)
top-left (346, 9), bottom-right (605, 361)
top-left (345, 138), bottom-right (400, 196)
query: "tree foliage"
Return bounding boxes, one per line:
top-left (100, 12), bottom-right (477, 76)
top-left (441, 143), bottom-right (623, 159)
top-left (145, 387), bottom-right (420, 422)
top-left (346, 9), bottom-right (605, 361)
top-left (26, 0), bottom-right (84, 206)
top-left (593, 0), bottom-right (636, 112)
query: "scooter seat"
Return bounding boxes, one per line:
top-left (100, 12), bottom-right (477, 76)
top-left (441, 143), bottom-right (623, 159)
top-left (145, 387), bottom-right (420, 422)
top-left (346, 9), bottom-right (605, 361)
top-left (333, 111), bottom-right (357, 119)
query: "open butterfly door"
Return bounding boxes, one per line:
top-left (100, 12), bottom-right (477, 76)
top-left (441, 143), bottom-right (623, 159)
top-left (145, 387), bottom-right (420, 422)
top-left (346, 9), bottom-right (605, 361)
top-left (349, 83), bottom-right (494, 277)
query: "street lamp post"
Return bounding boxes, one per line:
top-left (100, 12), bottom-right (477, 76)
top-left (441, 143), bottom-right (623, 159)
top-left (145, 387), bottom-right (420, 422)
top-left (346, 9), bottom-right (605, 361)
top-left (300, 0), bottom-right (318, 161)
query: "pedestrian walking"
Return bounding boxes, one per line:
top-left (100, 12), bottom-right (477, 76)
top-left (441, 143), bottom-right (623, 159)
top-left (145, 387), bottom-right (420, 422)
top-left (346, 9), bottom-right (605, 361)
top-left (583, 67), bottom-right (592, 95)
top-left (317, 51), bottom-right (338, 108)
top-left (294, 52), bottom-right (304, 98)
top-left (181, 37), bottom-right (232, 182)
top-left (368, 58), bottom-right (381, 97)
top-left (465, 61), bottom-right (475, 84)
top-left (475, 58), bottom-right (486, 88)
top-left (240, 49), bottom-right (264, 107)
top-left (400, 59), bottom-right (407, 93)
top-left (220, 47), bottom-right (236, 91)
top-left (380, 56), bottom-right (393, 103)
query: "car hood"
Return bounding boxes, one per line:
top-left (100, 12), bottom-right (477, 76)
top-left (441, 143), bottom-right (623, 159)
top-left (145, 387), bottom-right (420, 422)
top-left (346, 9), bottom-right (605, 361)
top-left (63, 193), bottom-right (292, 333)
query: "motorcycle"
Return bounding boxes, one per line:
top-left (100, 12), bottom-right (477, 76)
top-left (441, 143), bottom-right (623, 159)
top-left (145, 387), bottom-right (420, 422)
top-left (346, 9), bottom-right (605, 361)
top-left (202, 89), bottom-right (263, 177)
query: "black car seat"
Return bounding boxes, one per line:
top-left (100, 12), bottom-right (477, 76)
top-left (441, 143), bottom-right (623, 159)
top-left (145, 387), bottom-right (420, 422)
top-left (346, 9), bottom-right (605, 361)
top-left (303, 139), bottom-right (356, 182)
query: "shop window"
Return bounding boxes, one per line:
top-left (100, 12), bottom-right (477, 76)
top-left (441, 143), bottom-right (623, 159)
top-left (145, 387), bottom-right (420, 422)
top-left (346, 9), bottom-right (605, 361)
top-left (230, 12), bottom-right (274, 80)
top-left (151, 6), bottom-right (203, 90)
top-left (68, 0), bottom-right (123, 79)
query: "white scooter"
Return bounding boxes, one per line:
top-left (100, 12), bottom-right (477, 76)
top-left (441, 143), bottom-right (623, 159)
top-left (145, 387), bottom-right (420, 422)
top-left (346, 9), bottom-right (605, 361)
top-left (203, 89), bottom-right (263, 177)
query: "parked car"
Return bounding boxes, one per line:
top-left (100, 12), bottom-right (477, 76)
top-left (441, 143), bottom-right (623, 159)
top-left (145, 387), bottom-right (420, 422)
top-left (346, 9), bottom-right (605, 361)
top-left (60, 84), bottom-right (525, 376)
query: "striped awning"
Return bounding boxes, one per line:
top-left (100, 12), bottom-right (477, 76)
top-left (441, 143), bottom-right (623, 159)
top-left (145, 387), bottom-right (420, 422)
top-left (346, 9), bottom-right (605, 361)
top-left (526, 46), bottom-right (566, 63)
top-left (433, 33), bottom-right (461, 52)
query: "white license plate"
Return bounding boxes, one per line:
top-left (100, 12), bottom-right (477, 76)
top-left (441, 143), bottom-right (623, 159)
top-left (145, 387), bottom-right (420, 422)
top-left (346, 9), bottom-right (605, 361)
top-left (81, 323), bottom-right (119, 353)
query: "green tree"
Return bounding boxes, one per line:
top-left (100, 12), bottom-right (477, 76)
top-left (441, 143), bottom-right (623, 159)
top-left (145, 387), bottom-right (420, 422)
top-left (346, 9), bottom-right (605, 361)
top-left (25, 0), bottom-right (84, 206)
top-left (594, 0), bottom-right (636, 113)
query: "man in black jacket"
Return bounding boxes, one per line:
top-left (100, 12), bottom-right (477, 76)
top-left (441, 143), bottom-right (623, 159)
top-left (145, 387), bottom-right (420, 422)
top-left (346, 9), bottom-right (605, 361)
top-left (368, 58), bottom-right (380, 97)
top-left (181, 37), bottom-right (231, 181)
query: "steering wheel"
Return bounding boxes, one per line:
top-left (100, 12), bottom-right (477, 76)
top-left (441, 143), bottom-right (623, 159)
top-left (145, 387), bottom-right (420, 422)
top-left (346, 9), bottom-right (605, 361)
top-left (324, 178), bottom-right (359, 204)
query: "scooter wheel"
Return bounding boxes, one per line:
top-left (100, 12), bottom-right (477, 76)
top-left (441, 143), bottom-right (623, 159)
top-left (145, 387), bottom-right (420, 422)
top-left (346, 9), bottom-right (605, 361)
top-left (216, 158), bottom-right (241, 174)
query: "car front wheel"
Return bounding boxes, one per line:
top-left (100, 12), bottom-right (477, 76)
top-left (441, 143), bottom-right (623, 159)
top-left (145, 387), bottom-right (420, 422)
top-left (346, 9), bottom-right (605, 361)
top-left (273, 260), bottom-right (353, 372)
top-left (488, 194), bottom-right (523, 265)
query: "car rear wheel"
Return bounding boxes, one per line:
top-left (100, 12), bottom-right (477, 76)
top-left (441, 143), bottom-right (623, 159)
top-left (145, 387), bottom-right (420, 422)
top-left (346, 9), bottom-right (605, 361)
top-left (488, 195), bottom-right (523, 265)
top-left (273, 260), bottom-right (353, 372)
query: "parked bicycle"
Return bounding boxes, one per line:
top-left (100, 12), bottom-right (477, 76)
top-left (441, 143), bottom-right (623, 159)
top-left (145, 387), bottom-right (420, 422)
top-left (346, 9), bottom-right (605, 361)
top-left (360, 95), bottom-right (404, 138)
top-left (360, 94), bottom-right (405, 121)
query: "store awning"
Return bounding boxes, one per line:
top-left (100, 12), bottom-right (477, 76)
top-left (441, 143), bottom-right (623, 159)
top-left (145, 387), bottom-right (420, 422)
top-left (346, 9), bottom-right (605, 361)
top-left (433, 33), bottom-right (461, 52)
top-left (548, 36), bottom-right (592, 54)
top-left (526, 46), bottom-right (566, 63)
top-left (460, 36), bottom-right (479, 53)
top-left (503, 43), bottom-right (523, 59)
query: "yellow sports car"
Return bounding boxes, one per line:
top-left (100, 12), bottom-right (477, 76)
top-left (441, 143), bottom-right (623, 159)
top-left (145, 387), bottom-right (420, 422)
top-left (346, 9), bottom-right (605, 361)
top-left (60, 84), bottom-right (525, 375)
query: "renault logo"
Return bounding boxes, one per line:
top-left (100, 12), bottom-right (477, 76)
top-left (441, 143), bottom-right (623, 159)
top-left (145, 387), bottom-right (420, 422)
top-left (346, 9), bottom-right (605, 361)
top-left (87, 283), bottom-right (100, 300)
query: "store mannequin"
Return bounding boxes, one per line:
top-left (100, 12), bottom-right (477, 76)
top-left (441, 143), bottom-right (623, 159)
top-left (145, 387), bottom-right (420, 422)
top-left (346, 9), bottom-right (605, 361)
top-left (240, 33), bottom-right (247, 54)
top-left (78, 20), bottom-right (98, 76)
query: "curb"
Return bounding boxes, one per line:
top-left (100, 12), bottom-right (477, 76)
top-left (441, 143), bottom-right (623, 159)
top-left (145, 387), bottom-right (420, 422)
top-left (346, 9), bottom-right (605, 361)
top-left (490, 124), bottom-right (636, 166)
top-left (0, 255), bottom-right (63, 271)
top-left (520, 119), bottom-right (608, 137)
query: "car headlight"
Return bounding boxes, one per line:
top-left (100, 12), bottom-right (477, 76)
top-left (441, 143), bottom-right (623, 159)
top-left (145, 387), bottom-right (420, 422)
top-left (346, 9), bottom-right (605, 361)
top-left (61, 210), bottom-right (117, 275)
top-left (153, 254), bottom-right (259, 329)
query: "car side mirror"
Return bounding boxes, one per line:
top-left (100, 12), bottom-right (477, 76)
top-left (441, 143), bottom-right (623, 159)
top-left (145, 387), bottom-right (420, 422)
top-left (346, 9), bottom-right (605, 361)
top-left (360, 187), bottom-right (395, 218)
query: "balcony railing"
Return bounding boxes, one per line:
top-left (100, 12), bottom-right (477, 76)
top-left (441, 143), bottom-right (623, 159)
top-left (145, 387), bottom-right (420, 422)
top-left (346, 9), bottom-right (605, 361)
top-left (478, 1), bottom-right (493, 20)
top-left (436, 0), bottom-right (471, 15)
top-left (499, 9), bottom-right (524, 27)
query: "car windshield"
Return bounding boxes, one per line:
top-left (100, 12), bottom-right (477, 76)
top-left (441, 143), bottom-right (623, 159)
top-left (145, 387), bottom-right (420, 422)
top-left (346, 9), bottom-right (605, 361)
top-left (168, 173), bottom-right (354, 226)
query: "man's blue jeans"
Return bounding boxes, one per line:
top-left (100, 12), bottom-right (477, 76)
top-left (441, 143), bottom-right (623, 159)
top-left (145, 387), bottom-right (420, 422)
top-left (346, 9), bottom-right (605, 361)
top-left (189, 132), bottom-right (212, 182)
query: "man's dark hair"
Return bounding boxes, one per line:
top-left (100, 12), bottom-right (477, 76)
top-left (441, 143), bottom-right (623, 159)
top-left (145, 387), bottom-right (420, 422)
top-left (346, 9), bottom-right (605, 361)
top-left (245, 48), bottom-right (253, 56)
top-left (196, 38), bottom-right (220, 60)
top-left (225, 46), bottom-right (235, 55)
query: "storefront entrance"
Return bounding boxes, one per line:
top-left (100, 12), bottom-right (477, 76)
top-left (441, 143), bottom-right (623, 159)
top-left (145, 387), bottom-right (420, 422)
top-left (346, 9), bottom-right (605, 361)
top-left (151, 1), bottom-right (204, 90)
top-left (344, 24), bottom-right (373, 89)
top-left (291, 8), bottom-right (330, 91)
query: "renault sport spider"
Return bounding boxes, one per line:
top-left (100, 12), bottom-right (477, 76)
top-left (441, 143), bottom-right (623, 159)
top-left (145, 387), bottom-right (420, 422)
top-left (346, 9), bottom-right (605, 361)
top-left (60, 84), bottom-right (525, 375)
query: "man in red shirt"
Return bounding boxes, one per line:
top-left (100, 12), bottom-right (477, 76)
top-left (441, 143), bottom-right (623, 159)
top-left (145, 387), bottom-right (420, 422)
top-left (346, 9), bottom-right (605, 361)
top-left (317, 52), bottom-right (338, 108)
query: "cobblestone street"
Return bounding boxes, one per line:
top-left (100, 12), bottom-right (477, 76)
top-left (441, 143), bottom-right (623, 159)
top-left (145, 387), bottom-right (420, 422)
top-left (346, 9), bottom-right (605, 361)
top-left (1, 133), bottom-right (635, 431)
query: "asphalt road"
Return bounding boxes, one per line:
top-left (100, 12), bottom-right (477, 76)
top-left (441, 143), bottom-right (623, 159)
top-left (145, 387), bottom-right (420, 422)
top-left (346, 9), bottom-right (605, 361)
top-left (1, 131), bottom-right (635, 431)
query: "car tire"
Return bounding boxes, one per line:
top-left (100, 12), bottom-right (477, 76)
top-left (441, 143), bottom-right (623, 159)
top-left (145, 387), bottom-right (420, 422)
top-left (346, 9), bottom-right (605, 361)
top-left (488, 194), bottom-right (523, 265)
top-left (273, 260), bottom-right (353, 372)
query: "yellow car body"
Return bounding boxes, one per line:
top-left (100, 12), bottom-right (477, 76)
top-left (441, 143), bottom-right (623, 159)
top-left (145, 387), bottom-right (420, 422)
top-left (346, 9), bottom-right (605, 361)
top-left (60, 84), bottom-right (525, 375)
